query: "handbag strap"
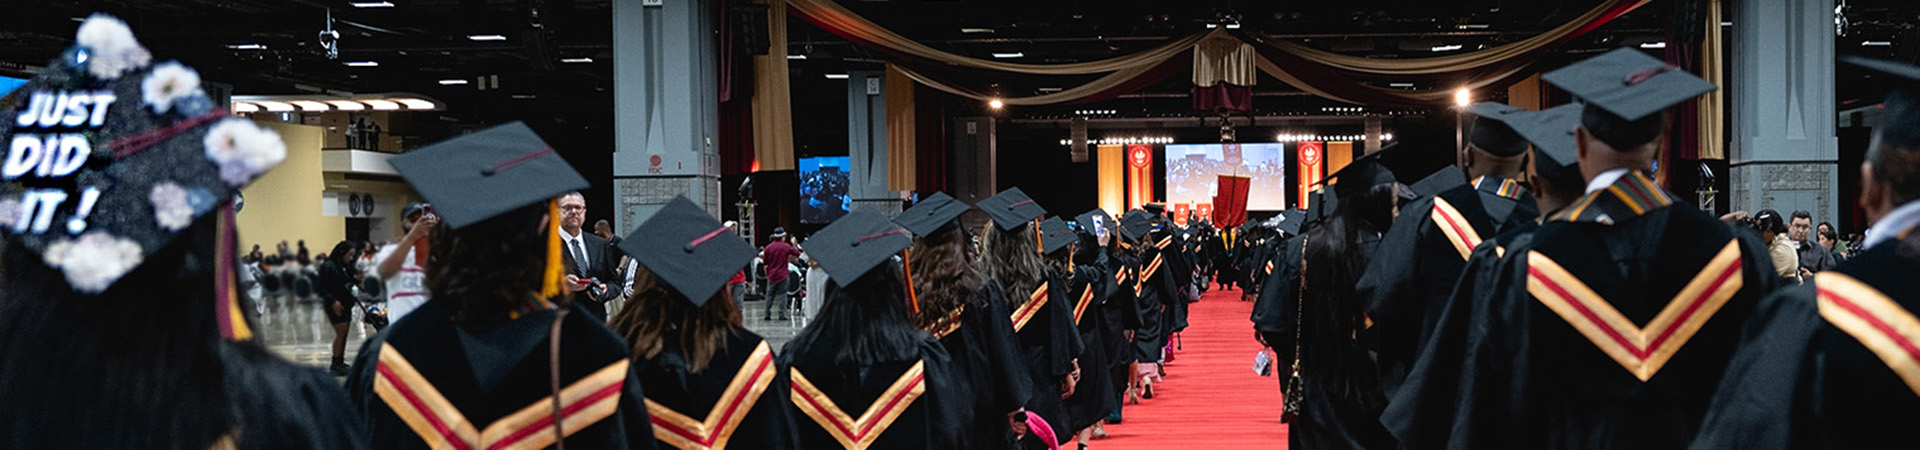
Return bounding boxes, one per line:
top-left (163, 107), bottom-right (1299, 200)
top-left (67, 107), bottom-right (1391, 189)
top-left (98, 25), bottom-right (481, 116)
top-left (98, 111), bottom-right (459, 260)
top-left (1290, 234), bottom-right (1309, 375)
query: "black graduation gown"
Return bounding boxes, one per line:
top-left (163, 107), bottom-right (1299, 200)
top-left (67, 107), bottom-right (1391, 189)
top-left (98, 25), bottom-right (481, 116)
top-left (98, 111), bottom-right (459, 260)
top-left (1380, 171), bottom-right (1778, 450)
top-left (1061, 259), bottom-right (1120, 431)
top-left (1005, 273), bottom-right (1086, 447)
top-left (1156, 231), bottom-right (1193, 333)
top-left (221, 342), bottom-right (373, 450)
top-left (1249, 234), bottom-right (1304, 348)
top-left (1690, 230), bottom-right (1920, 450)
top-left (1360, 177), bottom-right (1537, 395)
top-left (348, 301), bottom-right (656, 450)
top-left (925, 284), bottom-right (1034, 448)
top-left (1263, 230), bottom-right (1393, 450)
top-left (1132, 239), bottom-right (1178, 362)
top-left (633, 329), bottom-right (798, 450)
top-left (1102, 251), bottom-right (1144, 390)
top-left (780, 327), bottom-right (969, 450)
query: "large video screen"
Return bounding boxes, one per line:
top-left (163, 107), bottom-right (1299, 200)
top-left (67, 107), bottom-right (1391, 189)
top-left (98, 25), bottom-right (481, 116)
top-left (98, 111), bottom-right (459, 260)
top-left (799, 156), bottom-right (851, 224)
top-left (1165, 143), bottom-right (1288, 211)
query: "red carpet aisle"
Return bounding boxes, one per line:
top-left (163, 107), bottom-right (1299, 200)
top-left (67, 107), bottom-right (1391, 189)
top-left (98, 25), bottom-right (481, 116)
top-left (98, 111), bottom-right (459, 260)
top-left (1096, 288), bottom-right (1289, 449)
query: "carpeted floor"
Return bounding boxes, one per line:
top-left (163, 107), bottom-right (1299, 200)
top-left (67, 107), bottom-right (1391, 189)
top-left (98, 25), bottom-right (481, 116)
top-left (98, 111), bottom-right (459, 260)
top-left (1092, 287), bottom-right (1290, 449)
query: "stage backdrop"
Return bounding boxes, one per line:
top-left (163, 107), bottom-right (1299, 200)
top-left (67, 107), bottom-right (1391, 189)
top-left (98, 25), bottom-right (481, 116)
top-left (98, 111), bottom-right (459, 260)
top-left (1164, 143), bottom-right (1287, 211)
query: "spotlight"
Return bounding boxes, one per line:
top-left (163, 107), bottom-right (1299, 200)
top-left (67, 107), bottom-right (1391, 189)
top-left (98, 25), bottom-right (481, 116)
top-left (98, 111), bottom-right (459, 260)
top-left (1454, 88), bottom-right (1471, 107)
top-left (989, 99), bottom-right (1005, 109)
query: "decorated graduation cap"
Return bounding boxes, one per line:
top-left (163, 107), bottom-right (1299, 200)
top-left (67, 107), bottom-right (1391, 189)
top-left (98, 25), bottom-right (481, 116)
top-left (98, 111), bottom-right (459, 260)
top-left (893, 191), bottom-right (969, 237)
top-left (1465, 102), bottom-right (1531, 157)
top-left (618, 196), bottom-right (755, 305)
top-left (1074, 208), bottom-right (1115, 235)
top-left (1509, 103), bottom-right (1586, 178)
top-left (977, 187), bottom-right (1048, 231)
top-left (1543, 47), bottom-right (1715, 148)
top-left (804, 207), bottom-right (913, 288)
top-left (1118, 209), bottom-right (1153, 242)
top-left (389, 121), bottom-right (589, 300)
top-left (1039, 217), bottom-right (1075, 254)
top-left (1408, 166), bottom-right (1467, 199)
top-left (1, 15), bottom-right (283, 307)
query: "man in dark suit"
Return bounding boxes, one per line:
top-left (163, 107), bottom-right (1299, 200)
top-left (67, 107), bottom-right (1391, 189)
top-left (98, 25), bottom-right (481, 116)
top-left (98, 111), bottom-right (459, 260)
top-left (557, 192), bottom-right (620, 320)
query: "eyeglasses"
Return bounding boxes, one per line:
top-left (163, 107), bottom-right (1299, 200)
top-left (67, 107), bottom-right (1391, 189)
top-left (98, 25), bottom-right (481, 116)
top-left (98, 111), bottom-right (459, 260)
top-left (560, 205), bottom-right (586, 212)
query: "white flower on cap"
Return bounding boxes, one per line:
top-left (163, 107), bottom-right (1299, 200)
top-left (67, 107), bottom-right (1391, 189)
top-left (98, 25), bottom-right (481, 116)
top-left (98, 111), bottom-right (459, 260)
top-left (203, 119), bottom-right (287, 186)
top-left (141, 62), bottom-right (204, 114)
top-left (75, 14), bottom-right (151, 80)
top-left (149, 182), bottom-right (193, 231)
top-left (43, 232), bottom-right (144, 294)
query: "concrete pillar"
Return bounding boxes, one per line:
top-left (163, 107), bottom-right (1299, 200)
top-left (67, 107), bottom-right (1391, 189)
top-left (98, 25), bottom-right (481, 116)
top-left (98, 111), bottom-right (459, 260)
top-left (845, 71), bottom-right (905, 215)
top-left (949, 117), bottom-right (997, 203)
top-left (611, 0), bottom-right (723, 233)
top-left (1728, 0), bottom-right (1838, 219)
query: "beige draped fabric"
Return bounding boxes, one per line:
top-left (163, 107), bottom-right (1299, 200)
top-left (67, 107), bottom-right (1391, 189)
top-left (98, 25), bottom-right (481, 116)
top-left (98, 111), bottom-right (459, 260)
top-left (751, 0), bottom-right (795, 171)
top-left (1261, 0), bottom-right (1651, 75)
top-left (1253, 54), bottom-right (1533, 105)
top-left (885, 64), bottom-right (917, 191)
top-left (1697, 0), bottom-right (1726, 160)
top-left (787, 0), bottom-right (1219, 75)
top-left (891, 60), bottom-right (1174, 106)
top-left (1193, 35), bottom-right (1256, 87)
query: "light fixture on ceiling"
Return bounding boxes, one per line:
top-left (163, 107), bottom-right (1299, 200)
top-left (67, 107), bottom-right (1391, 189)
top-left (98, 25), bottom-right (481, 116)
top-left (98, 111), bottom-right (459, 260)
top-left (988, 99), bottom-right (1005, 110)
top-left (361, 99), bottom-right (401, 110)
top-left (1456, 24), bottom-right (1489, 29)
top-left (961, 27), bottom-right (995, 34)
top-left (1225, 23), bottom-right (1241, 29)
top-left (227, 43), bottom-right (267, 50)
top-left (233, 103), bottom-right (260, 113)
top-left (391, 98), bottom-right (436, 109)
top-left (510, 94), bottom-right (537, 99)
top-left (1454, 88), bottom-right (1472, 107)
top-left (1640, 41), bottom-right (1667, 49)
top-left (290, 101), bottom-right (331, 112)
top-left (1389, 82), bottom-right (1415, 88)
top-left (992, 52), bottom-right (1024, 58)
top-left (825, 74), bottom-right (850, 79)
top-left (786, 54), bottom-right (806, 60)
top-left (1206, 23), bottom-right (1219, 29)
top-left (467, 35), bottom-right (508, 41)
top-left (344, 61), bottom-right (379, 67)
top-left (1863, 41), bottom-right (1893, 47)
top-left (1431, 44), bottom-right (1464, 52)
top-left (325, 100), bottom-right (366, 111)
top-left (1038, 87), bottom-right (1063, 93)
top-left (439, 79), bottom-right (469, 85)
top-left (560, 57), bottom-right (593, 63)
top-left (252, 101), bottom-right (295, 112)
top-left (349, 1), bottom-right (395, 7)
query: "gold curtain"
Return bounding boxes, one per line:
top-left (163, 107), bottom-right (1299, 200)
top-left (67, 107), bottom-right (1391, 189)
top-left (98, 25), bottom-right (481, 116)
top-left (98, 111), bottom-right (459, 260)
top-left (751, 0), bottom-right (795, 171)
top-left (885, 64), bottom-right (917, 191)
top-left (787, 0), bottom-right (1218, 75)
top-left (1697, 0), bottom-right (1726, 160)
top-left (1098, 144), bottom-right (1125, 215)
top-left (1262, 0), bottom-right (1652, 75)
top-left (1193, 35), bottom-right (1256, 87)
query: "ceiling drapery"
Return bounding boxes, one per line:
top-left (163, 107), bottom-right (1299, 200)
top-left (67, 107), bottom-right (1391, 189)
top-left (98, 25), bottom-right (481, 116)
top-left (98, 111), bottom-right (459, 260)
top-left (1260, 0), bottom-right (1652, 75)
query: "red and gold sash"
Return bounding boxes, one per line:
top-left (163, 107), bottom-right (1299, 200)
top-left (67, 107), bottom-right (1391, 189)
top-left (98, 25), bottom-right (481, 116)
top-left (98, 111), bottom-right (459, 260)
top-left (1815, 272), bottom-right (1920, 395)
top-left (1072, 284), bottom-right (1096, 325)
top-left (1526, 241), bottom-right (1745, 381)
top-left (1263, 260), bottom-right (1274, 276)
top-left (1431, 197), bottom-right (1483, 260)
top-left (790, 361), bottom-right (927, 450)
top-left (924, 305), bottom-right (966, 340)
top-left (1011, 282), bottom-right (1049, 332)
top-left (647, 342), bottom-right (778, 450)
top-left (373, 343), bottom-right (628, 450)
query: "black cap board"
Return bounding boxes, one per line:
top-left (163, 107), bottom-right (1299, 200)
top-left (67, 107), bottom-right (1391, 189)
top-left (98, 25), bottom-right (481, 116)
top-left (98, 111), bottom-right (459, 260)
top-left (1, 15), bottom-right (285, 293)
top-left (1074, 208), bottom-right (1115, 235)
top-left (1510, 103), bottom-right (1585, 174)
top-left (1119, 209), bottom-right (1153, 242)
top-left (1305, 187), bottom-right (1340, 223)
top-left (1039, 217), bottom-right (1075, 254)
top-left (1542, 47), bottom-right (1716, 122)
top-left (803, 207), bottom-right (913, 288)
top-left (1408, 166), bottom-right (1467, 198)
top-left (389, 121), bottom-right (589, 230)
top-left (893, 191), bottom-right (970, 237)
top-left (1465, 102), bottom-right (1531, 157)
top-left (1274, 209), bottom-right (1307, 235)
top-left (1321, 149), bottom-right (1398, 198)
top-left (618, 196), bottom-right (756, 305)
top-left (1143, 202), bottom-right (1166, 216)
top-left (977, 187), bottom-right (1048, 231)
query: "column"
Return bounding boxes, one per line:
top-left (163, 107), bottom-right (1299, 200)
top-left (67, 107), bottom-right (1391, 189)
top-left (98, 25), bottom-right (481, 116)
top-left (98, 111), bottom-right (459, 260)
top-left (1363, 115), bottom-right (1383, 152)
top-left (846, 71), bottom-right (906, 215)
top-left (1727, 0), bottom-right (1837, 219)
top-left (611, 0), bottom-right (723, 233)
top-left (949, 117), bottom-right (997, 203)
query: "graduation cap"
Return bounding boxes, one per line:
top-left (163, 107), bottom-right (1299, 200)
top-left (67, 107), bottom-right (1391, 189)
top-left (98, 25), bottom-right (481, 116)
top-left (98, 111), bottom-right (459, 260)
top-left (1320, 148), bottom-right (1398, 198)
top-left (893, 191), bottom-right (969, 237)
top-left (618, 196), bottom-right (756, 305)
top-left (1, 15), bottom-right (283, 298)
top-left (1074, 208), bottom-right (1115, 235)
top-left (389, 122), bottom-right (589, 231)
top-left (1305, 188), bottom-right (1340, 223)
top-left (1038, 217), bottom-right (1075, 254)
top-left (1408, 166), bottom-right (1467, 198)
top-left (976, 187), bottom-right (1048, 231)
top-left (1542, 47), bottom-right (1716, 122)
top-left (1143, 202), bottom-right (1166, 217)
top-left (1274, 209), bottom-right (1307, 235)
top-left (1508, 103), bottom-right (1586, 177)
top-left (803, 207), bottom-right (914, 288)
top-left (1465, 102), bottom-right (1531, 157)
top-left (1119, 209), bottom-right (1153, 242)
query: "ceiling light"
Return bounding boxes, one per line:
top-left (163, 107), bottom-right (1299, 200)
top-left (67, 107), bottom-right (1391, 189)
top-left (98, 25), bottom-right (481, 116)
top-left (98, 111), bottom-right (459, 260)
top-left (1640, 41), bottom-right (1667, 49)
top-left (361, 99), bottom-right (401, 110)
top-left (438, 79), bottom-right (468, 85)
top-left (232, 102), bottom-right (260, 113)
top-left (468, 35), bottom-right (508, 41)
top-left (290, 101), bottom-right (331, 112)
top-left (1206, 23), bottom-right (1219, 29)
top-left (1225, 23), bottom-right (1242, 29)
top-left (1454, 88), bottom-right (1472, 107)
top-left (992, 52), bottom-right (1024, 58)
top-left (391, 98), bottom-right (436, 109)
top-left (227, 43), bottom-right (266, 50)
top-left (1431, 44), bottom-right (1464, 52)
top-left (786, 54), bottom-right (806, 60)
top-left (345, 61), bottom-right (379, 67)
top-left (325, 100), bottom-right (366, 111)
top-left (1389, 82), bottom-right (1414, 88)
top-left (1456, 24), bottom-right (1489, 29)
top-left (349, 1), bottom-right (395, 7)
top-left (252, 101), bottom-right (295, 112)
top-left (561, 57), bottom-right (593, 63)
top-left (824, 74), bottom-right (850, 79)
top-left (988, 99), bottom-right (1005, 110)
top-left (1038, 87), bottom-right (1063, 93)
top-left (1863, 41), bottom-right (1893, 47)
top-left (510, 94), bottom-right (537, 99)
top-left (961, 27), bottom-right (995, 34)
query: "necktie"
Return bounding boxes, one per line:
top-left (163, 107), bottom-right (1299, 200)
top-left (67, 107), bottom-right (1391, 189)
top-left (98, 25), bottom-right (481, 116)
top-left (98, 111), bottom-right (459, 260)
top-left (570, 238), bottom-right (589, 275)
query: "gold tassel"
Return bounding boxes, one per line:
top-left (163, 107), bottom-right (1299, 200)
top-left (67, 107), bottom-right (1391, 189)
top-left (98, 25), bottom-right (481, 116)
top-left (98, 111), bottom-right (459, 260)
top-left (902, 248), bottom-right (919, 314)
top-left (1032, 219), bottom-right (1042, 254)
top-left (540, 198), bottom-right (565, 300)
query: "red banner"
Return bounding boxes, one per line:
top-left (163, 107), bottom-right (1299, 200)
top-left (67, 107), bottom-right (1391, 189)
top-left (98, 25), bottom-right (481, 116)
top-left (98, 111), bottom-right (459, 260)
top-left (1127, 144), bottom-right (1154, 209)
top-left (1213, 174), bottom-right (1249, 227)
top-left (1297, 142), bottom-right (1323, 210)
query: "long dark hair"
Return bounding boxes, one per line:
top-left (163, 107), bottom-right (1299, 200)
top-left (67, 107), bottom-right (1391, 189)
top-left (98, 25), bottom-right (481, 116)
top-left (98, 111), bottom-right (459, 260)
top-left (327, 240), bottom-right (359, 266)
top-left (783, 260), bottom-right (923, 365)
top-left (609, 265), bottom-right (741, 373)
top-left (907, 224), bottom-right (988, 329)
top-left (1300, 183), bottom-right (1397, 401)
top-left (0, 214), bottom-right (233, 449)
top-left (425, 202), bottom-right (550, 328)
top-left (982, 222), bottom-right (1047, 306)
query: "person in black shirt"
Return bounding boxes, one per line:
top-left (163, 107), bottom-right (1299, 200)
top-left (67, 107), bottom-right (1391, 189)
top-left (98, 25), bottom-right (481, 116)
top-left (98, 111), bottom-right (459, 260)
top-left (318, 240), bottom-right (364, 375)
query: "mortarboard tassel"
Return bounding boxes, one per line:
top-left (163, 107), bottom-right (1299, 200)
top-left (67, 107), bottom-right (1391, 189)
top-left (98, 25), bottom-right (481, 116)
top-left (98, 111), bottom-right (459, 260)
top-left (214, 201), bottom-right (253, 341)
top-left (902, 248), bottom-right (919, 315)
top-left (540, 198), bottom-right (565, 301)
top-left (1033, 219), bottom-right (1042, 254)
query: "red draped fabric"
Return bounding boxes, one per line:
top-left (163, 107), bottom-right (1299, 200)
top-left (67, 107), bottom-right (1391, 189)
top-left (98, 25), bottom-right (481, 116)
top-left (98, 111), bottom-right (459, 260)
top-left (1192, 84), bottom-right (1254, 113)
